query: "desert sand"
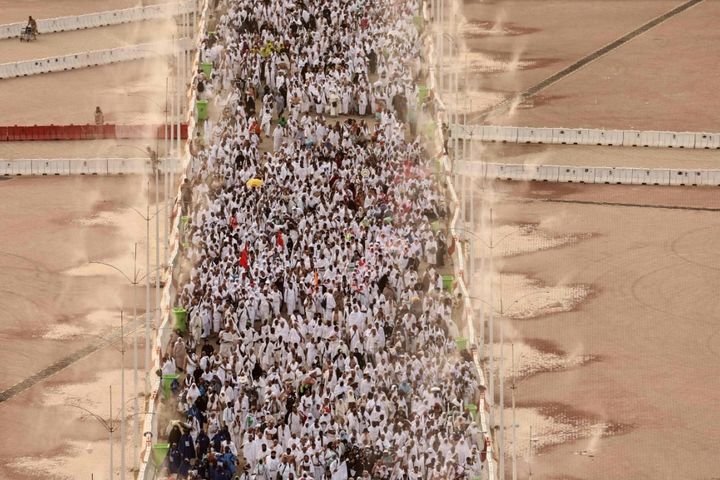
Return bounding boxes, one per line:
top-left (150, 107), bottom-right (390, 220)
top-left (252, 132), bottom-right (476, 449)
top-left (459, 0), bottom-right (720, 132)
top-left (0, 0), bottom-right (166, 25)
top-left (0, 175), bottom-right (165, 480)
top-left (472, 181), bottom-right (720, 479)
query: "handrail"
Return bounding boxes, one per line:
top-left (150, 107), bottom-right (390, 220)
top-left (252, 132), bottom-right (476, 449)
top-left (137, 0), bottom-right (206, 478)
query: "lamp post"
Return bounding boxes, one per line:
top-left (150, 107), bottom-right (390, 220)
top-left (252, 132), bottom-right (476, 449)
top-left (67, 386), bottom-right (117, 480)
top-left (66, 387), bottom-right (145, 480)
top-left (115, 144), bottom-right (162, 396)
top-left (467, 289), bottom-right (552, 480)
top-left (125, 87), bottom-right (172, 270)
top-left (89, 247), bottom-right (163, 473)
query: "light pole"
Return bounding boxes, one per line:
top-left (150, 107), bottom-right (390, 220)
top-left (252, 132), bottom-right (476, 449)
top-left (126, 87), bottom-right (172, 270)
top-left (66, 386), bottom-right (117, 480)
top-left (511, 342), bottom-right (517, 480)
top-left (89, 248), bottom-right (161, 473)
top-left (467, 289), bottom-right (552, 480)
top-left (66, 387), bottom-right (143, 480)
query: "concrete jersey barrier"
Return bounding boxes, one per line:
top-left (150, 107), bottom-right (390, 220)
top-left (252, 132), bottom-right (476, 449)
top-left (0, 38), bottom-right (194, 80)
top-left (0, 0), bottom-right (196, 39)
top-left (451, 124), bottom-right (720, 150)
top-left (455, 161), bottom-right (720, 187)
top-left (0, 158), bottom-right (180, 176)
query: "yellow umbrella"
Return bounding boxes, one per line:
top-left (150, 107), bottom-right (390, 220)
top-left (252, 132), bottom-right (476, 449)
top-left (246, 178), bottom-right (264, 188)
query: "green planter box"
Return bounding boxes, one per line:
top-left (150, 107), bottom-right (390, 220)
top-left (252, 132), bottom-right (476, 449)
top-left (173, 307), bottom-right (187, 334)
top-left (455, 337), bottom-right (468, 351)
top-left (201, 61), bottom-right (212, 78)
top-left (151, 443), bottom-right (170, 466)
top-left (465, 402), bottom-right (478, 419)
top-left (442, 274), bottom-right (454, 292)
top-left (162, 374), bottom-right (180, 399)
top-left (196, 100), bottom-right (208, 121)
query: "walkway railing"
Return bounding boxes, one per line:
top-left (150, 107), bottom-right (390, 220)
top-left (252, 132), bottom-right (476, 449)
top-left (136, 0), bottom-right (209, 477)
top-left (423, 1), bottom-right (498, 479)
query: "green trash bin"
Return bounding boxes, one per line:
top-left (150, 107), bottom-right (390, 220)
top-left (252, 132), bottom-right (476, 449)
top-left (455, 337), bottom-right (468, 351)
top-left (431, 220), bottom-right (441, 232)
top-left (424, 122), bottom-right (436, 140)
top-left (442, 274), bottom-right (454, 292)
top-left (196, 100), bottom-right (208, 121)
top-left (465, 402), bottom-right (478, 419)
top-left (418, 85), bottom-right (429, 104)
top-left (161, 374), bottom-right (180, 399)
top-left (201, 61), bottom-right (212, 78)
top-left (151, 443), bottom-right (170, 466)
top-left (173, 307), bottom-right (187, 334)
top-left (180, 215), bottom-right (190, 238)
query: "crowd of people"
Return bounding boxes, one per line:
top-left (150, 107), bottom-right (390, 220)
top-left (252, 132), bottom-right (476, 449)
top-left (159, 0), bottom-right (487, 478)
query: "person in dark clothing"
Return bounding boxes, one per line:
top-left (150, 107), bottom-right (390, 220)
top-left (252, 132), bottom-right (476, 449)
top-left (181, 178), bottom-right (194, 215)
top-left (168, 442), bottom-right (183, 474)
top-left (195, 429), bottom-right (211, 459)
top-left (179, 430), bottom-right (197, 462)
top-left (168, 424), bottom-right (183, 447)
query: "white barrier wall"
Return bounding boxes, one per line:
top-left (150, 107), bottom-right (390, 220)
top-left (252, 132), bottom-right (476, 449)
top-left (455, 161), bottom-right (720, 186)
top-left (0, 158), bottom-right (179, 176)
top-left (452, 124), bottom-right (720, 151)
top-left (0, 38), bottom-right (193, 79)
top-left (0, 1), bottom-right (195, 39)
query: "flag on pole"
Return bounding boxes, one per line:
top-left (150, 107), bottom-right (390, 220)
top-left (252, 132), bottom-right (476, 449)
top-left (239, 243), bottom-right (249, 268)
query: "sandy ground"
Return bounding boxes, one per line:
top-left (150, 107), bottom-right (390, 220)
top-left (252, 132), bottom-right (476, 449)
top-left (455, 1), bottom-right (679, 108)
top-left (0, 175), bottom-right (167, 480)
top-left (458, 0), bottom-right (720, 132)
top-left (0, 139), bottom-right (171, 160)
top-left (0, 54), bottom-right (176, 127)
top-left (0, 0), bottom-right (185, 161)
top-left (0, 19), bottom-right (176, 64)
top-left (0, 0), bottom-right (184, 128)
top-left (0, 0), bottom-right (166, 25)
top-left (471, 181), bottom-right (720, 479)
top-left (464, 142), bottom-right (720, 170)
